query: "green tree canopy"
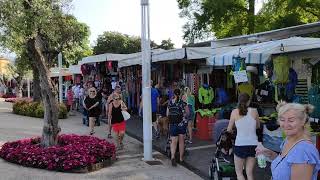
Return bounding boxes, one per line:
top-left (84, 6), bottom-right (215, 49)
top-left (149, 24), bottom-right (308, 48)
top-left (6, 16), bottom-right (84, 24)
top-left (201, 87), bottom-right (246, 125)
top-left (0, 0), bottom-right (92, 147)
top-left (157, 39), bottom-right (175, 50)
top-left (93, 31), bottom-right (174, 55)
top-left (177, 0), bottom-right (320, 43)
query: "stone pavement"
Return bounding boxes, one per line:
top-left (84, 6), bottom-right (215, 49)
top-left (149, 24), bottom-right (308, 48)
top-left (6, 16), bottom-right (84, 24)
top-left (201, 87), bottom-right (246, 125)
top-left (0, 99), bottom-right (203, 180)
top-left (125, 115), bottom-right (272, 180)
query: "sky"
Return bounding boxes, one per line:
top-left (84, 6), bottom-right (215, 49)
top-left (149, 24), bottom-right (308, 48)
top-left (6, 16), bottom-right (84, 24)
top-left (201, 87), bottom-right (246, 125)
top-left (71, 0), bottom-right (187, 48)
top-left (1, 0), bottom-right (265, 60)
top-left (71, 0), bottom-right (264, 49)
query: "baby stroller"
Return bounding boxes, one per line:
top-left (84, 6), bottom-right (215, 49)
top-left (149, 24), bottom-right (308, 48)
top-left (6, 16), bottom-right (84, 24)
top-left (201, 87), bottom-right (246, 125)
top-left (164, 122), bottom-right (189, 159)
top-left (209, 128), bottom-right (237, 180)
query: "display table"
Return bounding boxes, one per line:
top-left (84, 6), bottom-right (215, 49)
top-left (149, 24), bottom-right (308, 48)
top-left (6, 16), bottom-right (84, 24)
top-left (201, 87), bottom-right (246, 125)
top-left (194, 112), bottom-right (215, 140)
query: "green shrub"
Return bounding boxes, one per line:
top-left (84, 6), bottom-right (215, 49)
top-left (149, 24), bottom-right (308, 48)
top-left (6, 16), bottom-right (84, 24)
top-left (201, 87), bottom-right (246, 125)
top-left (58, 103), bottom-right (68, 119)
top-left (12, 101), bottom-right (68, 119)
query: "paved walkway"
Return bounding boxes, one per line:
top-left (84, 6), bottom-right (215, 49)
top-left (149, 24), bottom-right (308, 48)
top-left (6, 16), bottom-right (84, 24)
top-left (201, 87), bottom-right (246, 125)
top-left (0, 99), bottom-right (203, 180)
top-left (125, 114), bottom-right (272, 180)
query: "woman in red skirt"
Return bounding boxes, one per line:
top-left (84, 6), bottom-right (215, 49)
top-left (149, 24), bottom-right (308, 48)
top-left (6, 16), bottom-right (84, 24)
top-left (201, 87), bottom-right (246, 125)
top-left (108, 93), bottom-right (127, 150)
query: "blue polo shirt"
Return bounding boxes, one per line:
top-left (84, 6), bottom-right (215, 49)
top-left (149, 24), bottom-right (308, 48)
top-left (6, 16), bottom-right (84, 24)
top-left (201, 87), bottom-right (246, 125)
top-left (151, 88), bottom-right (159, 113)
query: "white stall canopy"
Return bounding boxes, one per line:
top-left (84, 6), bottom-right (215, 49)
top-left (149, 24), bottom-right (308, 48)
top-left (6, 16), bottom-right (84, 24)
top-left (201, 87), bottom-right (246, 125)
top-left (79, 53), bottom-right (135, 65)
top-left (49, 67), bottom-right (72, 77)
top-left (69, 65), bottom-right (81, 74)
top-left (207, 37), bottom-right (320, 66)
top-left (118, 49), bottom-right (167, 68)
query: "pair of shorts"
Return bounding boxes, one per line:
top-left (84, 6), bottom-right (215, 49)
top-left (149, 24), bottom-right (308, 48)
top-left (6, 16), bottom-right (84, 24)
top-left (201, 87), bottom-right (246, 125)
top-left (169, 123), bottom-right (186, 136)
top-left (234, 145), bottom-right (257, 158)
top-left (152, 112), bottom-right (157, 122)
top-left (112, 121), bottom-right (126, 133)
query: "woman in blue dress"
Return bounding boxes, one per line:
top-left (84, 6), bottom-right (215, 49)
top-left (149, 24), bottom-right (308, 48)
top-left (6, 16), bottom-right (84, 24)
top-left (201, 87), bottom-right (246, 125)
top-left (256, 102), bottom-right (320, 180)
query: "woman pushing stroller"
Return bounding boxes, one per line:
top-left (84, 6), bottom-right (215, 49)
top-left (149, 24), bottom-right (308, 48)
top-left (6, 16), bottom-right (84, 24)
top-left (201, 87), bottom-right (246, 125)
top-left (227, 93), bottom-right (260, 180)
top-left (167, 89), bottom-right (189, 166)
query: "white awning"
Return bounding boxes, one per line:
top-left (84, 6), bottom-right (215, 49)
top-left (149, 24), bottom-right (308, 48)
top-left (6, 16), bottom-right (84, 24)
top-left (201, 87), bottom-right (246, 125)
top-left (208, 37), bottom-right (320, 66)
top-left (117, 49), bottom-right (167, 68)
top-left (78, 53), bottom-right (135, 65)
top-left (69, 65), bottom-right (81, 74)
top-left (152, 48), bottom-right (185, 62)
top-left (49, 68), bottom-right (72, 77)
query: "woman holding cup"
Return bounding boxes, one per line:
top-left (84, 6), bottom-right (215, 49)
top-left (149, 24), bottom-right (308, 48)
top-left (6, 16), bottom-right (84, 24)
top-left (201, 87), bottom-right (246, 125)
top-left (256, 102), bottom-right (320, 180)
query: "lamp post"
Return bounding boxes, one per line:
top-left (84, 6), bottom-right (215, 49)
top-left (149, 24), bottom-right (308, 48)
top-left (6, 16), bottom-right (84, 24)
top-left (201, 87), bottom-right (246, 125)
top-left (58, 53), bottom-right (63, 104)
top-left (141, 0), bottom-right (152, 161)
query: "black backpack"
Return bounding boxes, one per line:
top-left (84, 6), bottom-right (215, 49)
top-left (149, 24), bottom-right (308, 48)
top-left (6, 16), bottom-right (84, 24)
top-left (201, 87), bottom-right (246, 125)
top-left (168, 99), bottom-right (184, 124)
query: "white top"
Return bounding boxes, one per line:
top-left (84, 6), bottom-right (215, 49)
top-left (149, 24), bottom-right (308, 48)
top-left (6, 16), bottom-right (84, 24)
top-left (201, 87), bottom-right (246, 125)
top-left (111, 81), bottom-right (117, 90)
top-left (235, 108), bottom-right (258, 146)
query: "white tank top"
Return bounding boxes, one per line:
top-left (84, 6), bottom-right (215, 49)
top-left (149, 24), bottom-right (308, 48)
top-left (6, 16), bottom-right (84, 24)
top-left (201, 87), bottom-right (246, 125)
top-left (235, 108), bottom-right (258, 146)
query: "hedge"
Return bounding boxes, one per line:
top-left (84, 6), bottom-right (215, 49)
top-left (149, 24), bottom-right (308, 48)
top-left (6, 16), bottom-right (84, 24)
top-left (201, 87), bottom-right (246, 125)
top-left (12, 100), bottom-right (68, 119)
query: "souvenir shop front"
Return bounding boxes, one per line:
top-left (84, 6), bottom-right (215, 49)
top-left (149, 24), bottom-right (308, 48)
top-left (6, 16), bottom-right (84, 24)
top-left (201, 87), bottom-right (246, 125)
top-left (207, 37), bottom-right (320, 152)
top-left (78, 53), bottom-right (133, 94)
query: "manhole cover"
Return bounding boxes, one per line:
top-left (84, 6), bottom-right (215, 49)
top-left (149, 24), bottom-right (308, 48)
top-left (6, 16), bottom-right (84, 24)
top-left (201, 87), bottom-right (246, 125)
top-left (145, 160), bottom-right (163, 166)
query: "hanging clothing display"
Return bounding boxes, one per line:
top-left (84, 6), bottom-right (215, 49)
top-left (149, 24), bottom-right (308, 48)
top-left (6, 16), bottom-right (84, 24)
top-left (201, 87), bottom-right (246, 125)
top-left (198, 85), bottom-right (214, 105)
top-left (238, 83), bottom-right (254, 97)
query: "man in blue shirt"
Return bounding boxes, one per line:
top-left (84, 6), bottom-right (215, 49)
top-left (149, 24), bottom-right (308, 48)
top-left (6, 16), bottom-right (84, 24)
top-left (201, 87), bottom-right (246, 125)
top-left (151, 80), bottom-right (160, 139)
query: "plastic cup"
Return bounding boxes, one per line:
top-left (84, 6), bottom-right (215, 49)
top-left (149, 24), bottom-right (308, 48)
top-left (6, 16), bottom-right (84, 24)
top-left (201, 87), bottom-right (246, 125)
top-left (257, 154), bottom-right (267, 168)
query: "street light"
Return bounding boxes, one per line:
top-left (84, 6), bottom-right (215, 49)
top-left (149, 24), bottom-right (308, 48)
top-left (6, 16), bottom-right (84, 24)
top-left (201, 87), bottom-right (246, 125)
top-left (58, 53), bottom-right (63, 104)
top-left (141, 0), bottom-right (152, 161)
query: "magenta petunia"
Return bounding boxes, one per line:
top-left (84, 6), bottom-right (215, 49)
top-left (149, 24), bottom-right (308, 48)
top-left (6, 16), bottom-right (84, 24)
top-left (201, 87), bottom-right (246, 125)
top-left (0, 134), bottom-right (116, 171)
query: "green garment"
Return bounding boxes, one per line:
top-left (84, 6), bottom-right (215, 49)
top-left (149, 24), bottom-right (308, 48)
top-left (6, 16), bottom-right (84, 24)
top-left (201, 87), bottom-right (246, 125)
top-left (238, 83), bottom-right (254, 97)
top-left (196, 108), bottom-right (221, 117)
top-left (187, 95), bottom-right (195, 112)
top-left (198, 86), bottom-right (214, 105)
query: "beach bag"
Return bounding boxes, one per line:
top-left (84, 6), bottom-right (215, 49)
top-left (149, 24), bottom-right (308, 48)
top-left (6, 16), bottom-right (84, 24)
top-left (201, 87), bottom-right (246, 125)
top-left (122, 111), bottom-right (131, 121)
top-left (273, 56), bottom-right (290, 84)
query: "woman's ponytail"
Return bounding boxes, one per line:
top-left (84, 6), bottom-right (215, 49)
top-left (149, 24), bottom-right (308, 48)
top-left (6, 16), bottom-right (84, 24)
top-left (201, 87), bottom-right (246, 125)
top-left (238, 93), bottom-right (250, 116)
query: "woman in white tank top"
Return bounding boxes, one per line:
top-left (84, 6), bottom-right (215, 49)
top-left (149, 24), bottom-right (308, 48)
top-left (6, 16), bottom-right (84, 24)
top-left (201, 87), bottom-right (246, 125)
top-left (227, 93), bottom-right (260, 180)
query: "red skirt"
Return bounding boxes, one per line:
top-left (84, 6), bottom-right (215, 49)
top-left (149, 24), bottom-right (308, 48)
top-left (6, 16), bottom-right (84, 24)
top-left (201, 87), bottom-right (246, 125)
top-left (112, 121), bottom-right (126, 133)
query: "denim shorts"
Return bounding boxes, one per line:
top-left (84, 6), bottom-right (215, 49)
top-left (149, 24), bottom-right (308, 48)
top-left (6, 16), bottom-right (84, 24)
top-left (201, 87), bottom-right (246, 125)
top-left (234, 145), bottom-right (257, 158)
top-left (169, 123), bottom-right (187, 136)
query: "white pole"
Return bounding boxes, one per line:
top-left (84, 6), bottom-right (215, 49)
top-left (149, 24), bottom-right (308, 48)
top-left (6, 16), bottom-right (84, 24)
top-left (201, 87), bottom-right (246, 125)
top-left (27, 78), bottom-right (30, 98)
top-left (141, 0), bottom-right (153, 161)
top-left (58, 53), bottom-right (63, 104)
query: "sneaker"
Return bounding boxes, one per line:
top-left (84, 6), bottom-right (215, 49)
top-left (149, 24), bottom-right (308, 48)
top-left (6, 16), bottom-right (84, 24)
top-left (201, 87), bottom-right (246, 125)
top-left (171, 158), bottom-right (177, 167)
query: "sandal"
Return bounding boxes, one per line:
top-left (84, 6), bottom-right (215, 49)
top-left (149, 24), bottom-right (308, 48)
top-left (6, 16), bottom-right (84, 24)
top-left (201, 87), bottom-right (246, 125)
top-left (107, 134), bottom-right (112, 139)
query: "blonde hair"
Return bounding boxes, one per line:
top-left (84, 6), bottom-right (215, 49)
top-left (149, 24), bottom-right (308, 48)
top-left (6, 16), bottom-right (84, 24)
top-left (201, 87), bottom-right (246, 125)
top-left (184, 87), bottom-right (191, 96)
top-left (112, 93), bottom-right (121, 100)
top-left (277, 102), bottom-right (314, 124)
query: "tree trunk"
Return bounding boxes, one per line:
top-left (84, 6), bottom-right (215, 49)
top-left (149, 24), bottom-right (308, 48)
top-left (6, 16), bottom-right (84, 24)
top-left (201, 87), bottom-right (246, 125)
top-left (32, 67), bottom-right (41, 102)
top-left (15, 77), bottom-right (23, 98)
top-left (248, 0), bottom-right (255, 34)
top-left (27, 34), bottom-right (60, 147)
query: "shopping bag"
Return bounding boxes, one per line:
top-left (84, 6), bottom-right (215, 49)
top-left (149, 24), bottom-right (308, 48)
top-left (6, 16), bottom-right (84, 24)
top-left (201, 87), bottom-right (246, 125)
top-left (122, 111), bottom-right (131, 121)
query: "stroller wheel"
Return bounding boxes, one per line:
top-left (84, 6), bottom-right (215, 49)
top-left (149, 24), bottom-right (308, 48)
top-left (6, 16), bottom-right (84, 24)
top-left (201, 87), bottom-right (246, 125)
top-left (213, 168), bottom-right (220, 180)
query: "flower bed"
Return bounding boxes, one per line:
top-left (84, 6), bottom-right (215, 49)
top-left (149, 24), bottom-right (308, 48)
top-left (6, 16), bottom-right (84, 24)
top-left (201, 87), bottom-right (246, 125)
top-left (0, 134), bottom-right (116, 172)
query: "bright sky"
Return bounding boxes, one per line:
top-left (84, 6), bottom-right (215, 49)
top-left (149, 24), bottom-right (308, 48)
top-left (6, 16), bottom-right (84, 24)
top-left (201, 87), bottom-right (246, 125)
top-left (71, 0), bottom-right (187, 48)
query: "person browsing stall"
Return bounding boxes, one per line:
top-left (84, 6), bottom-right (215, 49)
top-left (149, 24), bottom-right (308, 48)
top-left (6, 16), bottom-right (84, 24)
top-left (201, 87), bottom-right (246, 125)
top-left (167, 89), bottom-right (189, 166)
top-left (227, 93), bottom-right (260, 180)
top-left (256, 102), bottom-right (320, 180)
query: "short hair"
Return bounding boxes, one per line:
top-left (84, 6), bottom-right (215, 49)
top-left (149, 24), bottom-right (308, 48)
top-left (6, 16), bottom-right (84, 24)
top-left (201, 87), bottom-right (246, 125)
top-left (277, 103), bottom-right (314, 123)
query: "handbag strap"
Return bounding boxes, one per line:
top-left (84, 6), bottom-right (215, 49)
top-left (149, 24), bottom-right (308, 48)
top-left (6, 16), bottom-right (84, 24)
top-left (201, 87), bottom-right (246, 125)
top-left (274, 139), bottom-right (310, 169)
